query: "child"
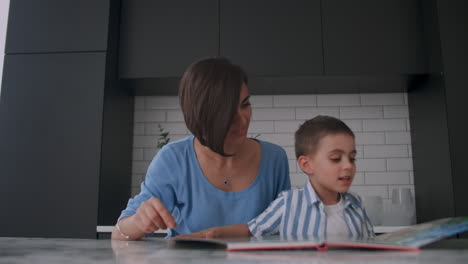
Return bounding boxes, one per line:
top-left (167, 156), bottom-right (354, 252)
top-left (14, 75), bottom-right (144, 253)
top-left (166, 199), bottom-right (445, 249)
top-left (180, 116), bottom-right (374, 239)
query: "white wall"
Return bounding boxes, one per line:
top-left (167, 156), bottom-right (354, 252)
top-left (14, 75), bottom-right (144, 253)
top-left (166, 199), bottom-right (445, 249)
top-left (131, 93), bottom-right (414, 210)
top-left (0, 0), bottom-right (10, 96)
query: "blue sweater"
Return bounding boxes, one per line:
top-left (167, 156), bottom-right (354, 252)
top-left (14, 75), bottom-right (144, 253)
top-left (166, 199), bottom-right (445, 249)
top-left (120, 136), bottom-right (291, 237)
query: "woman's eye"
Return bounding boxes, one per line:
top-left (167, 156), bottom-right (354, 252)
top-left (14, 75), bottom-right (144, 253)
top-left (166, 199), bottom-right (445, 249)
top-left (330, 158), bottom-right (341, 162)
top-left (242, 102), bottom-right (251, 108)
top-left (350, 157), bottom-right (356, 163)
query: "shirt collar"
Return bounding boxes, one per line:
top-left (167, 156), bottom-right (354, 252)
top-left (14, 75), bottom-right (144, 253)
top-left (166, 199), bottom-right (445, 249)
top-left (303, 181), bottom-right (360, 208)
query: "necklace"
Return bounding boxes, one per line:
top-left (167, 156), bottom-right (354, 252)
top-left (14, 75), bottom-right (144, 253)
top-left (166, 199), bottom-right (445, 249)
top-left (224, 177), bottom-right (230, 185)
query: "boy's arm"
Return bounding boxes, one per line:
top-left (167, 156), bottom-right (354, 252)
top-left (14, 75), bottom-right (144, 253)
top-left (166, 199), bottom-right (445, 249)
top-left (176, 224), bottom-right (252, 239)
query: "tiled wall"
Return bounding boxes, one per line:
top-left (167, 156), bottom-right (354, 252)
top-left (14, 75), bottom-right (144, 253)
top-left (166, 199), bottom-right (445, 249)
top-left (132, 93), bottom-right (414, 209)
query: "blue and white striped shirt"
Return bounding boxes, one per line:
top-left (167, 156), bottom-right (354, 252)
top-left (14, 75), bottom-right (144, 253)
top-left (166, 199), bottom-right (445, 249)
top-left (248, 181), bottom-right (374, 239)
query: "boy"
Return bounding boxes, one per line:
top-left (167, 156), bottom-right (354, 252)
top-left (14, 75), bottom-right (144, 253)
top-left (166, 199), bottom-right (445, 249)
top-left (180, 116), bottom-right (374, 239)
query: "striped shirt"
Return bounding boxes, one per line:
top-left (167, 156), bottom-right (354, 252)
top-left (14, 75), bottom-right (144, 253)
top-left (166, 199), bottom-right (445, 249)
top-left (248, 181), bottom-right (375, 239)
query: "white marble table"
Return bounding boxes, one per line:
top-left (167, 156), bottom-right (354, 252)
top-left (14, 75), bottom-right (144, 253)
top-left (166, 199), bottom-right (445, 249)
top-left (1, 237), bottom-right (468, 264)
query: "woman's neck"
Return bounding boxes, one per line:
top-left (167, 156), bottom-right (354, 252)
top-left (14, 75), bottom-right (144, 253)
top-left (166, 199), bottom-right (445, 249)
top-left (193, 138), bottom-right (249, 168)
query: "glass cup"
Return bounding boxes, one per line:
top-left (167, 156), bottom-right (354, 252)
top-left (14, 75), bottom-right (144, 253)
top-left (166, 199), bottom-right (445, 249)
top-left (362, 195), bottom-right (383, 226)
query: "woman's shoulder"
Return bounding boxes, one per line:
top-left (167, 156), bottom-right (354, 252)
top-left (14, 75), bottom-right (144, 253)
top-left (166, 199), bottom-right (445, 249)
top-left (256, 139), bottom-right (287, 157)
top-left (159, 136), bottom-right (194, 154)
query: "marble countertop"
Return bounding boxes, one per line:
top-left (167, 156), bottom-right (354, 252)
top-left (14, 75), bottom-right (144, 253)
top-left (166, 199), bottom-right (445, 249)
top-left (1, 237), bottom-right (468, 264)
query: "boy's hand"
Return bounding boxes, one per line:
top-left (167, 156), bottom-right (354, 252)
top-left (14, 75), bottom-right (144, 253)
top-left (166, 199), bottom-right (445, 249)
top-left (175, 224), bottom-right (251, 239)
top-left (176, 228), bottom-right (219, 239)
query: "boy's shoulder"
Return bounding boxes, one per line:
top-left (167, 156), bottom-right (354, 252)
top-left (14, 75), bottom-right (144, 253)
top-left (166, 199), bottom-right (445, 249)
top-left (342, 191), bottom-right (364, 207)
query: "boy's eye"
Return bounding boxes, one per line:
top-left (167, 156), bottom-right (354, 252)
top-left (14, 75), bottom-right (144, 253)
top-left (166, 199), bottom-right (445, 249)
top-left (350, 157), bottom-right (356, 163)
top-left (330, 157), bottom-right (341, 162)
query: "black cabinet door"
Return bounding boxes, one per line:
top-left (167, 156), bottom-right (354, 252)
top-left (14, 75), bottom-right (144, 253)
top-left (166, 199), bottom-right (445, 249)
top-left (322, 0), bottom-right (426, 75)
top-left (0, 53), bottom-right (106, 238)
top-left (5, 0), bottom-right (109, 53)
top-left (220, 0), bottom-right (323, 76)
top-left (119, 0), bottom-right (218, 78)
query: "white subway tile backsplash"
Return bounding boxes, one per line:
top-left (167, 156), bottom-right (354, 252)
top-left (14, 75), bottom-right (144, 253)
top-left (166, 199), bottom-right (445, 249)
top-left (365, 172), bottom-right (410, 185)
top-left (145, 96), bottom-right (180, 109)
top-left (363, 119), bottom-right (407, 131)
top-left (259, 133), bottom-right (295, 147)
top-left (135, 96), bottom-right (145, 110)
top-left (290, 172), bottom-right (308, 187)
top-left (132, 161), bottom-right (151, 174)
top-left (144, 148), bottom-right (159, 161)
top-left (167, 110), bottom-right (185, 122)
top-left (283, 146), bottom-right (296, 160)
top-left (295, 107), bottom-right (339, 120)
top-left (274, 120), bottom-right (302, 133)
top-left (273, 95), bottom-right (316, 107)
top-left (132, 173), bottom-right (145, 187)
top-left (356, 158), bottom-right (387, 172)
top-left (360, 93), bottom-right (405, 106)
top-left (248, 121), bottom-right (275, 134)
top-left (133, 123), bottom-right (144, 135)
top-left (145, 122), bottom-right (188, 135)
top-left (355, 132), bottom-right (385, 145)
top-left (252, 108), bottom-right (295, 120)
top-left (353, 172), bottom-right (365, 185)
top-left (350, 185), bottom-right (389, 199)
top-left (251, 95), bottom-right (273, 107)
top-left (134, 110), bottom-right (166, 122)
top-left (364, 145), bottom-right (408, 158)
top-left (356, 145), bottom-right (364, 158)
top-left (288, 159), bottom-right (297, 173)
top-left (340, 106), bottom-right (383, 119)
top-left (385, 132), bottom-right (411, 144)
top-left (342, 119), bottom-right (363, 132)
top-left (387, 158), bottom-right (413, 171)
top-left (384, 106), bottom-right (409, 118)
top-left (131, 93), bottom-right (414, 210)
top-left (318, 94), bottom-right (360, 106)
top-left (132, 148), bottom-right (144, 161)
top-left (133, 135), bottom-right (158, 148)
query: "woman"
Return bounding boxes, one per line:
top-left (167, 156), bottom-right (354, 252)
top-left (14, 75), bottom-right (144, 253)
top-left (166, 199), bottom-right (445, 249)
top-left (112, 57), bottom-right (290, 240)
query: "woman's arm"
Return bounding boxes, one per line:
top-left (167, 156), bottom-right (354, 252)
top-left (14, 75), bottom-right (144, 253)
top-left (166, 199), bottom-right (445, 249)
top-left (112, 197), bottom-right (176, 240)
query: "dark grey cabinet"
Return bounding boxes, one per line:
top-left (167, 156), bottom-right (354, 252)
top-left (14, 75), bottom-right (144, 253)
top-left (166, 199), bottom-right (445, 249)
top-left (322, 0), bottom-right (426, 74)
top-left (6, 0), bottom-right (109, 53)
top-left (0, 53), bottom-right (105, 238)
top-left (118, 0), bottom-right (219, 78)
top-left (0, 0), bottom-right (133, 238)
top-left (220, 0), bottom-right (323, 76)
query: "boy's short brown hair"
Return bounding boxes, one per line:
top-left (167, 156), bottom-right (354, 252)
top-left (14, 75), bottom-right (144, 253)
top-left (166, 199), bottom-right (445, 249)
top-left (179, 57), bottom-right (248, 156)
top-left (295, 115), bottom-right (354, 158)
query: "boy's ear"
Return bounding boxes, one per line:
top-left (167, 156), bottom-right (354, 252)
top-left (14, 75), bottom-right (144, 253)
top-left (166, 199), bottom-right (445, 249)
top-left (297, 155), bottom-right (314, 175)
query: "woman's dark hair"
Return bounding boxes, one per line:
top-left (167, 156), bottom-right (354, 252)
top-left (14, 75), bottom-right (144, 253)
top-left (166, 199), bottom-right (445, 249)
top-left (179, 57), bottom-right (248, 156)
top-left (295, 115), bottom-right (355, 158)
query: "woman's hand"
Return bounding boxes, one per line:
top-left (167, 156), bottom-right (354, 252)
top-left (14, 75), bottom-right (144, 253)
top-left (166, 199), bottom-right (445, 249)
top-left (112, 197), bottom-right (176, 240)
top-left (131, 197), bottom-right (176, 233)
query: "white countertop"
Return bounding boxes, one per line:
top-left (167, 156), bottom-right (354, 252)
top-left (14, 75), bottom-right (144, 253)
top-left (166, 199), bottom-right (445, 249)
top-left (96, 225), bottom-right (406, 234)
top-left (1, 237), bottom-right (468, 264)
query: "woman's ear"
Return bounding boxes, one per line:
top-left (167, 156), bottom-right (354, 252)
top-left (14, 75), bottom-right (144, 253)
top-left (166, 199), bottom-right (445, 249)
top-left (297, 155), bottom-right (314, 175)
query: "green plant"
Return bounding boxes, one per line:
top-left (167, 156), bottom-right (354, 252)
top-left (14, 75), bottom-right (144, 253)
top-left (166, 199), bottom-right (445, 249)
top-left (157, 124), bottom-right (170, 149)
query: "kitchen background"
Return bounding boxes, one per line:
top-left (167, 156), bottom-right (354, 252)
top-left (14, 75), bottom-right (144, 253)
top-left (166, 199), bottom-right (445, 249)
top-left (1, 0), bottom-right (466, 238)
top-left (0, 0), bottom-right (9, 95)
top-left (131, 93), bottom-right (414, 222)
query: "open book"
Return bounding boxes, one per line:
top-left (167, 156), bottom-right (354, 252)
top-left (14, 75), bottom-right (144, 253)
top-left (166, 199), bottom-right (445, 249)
top-left (172, 217), bottom-right (468, 251)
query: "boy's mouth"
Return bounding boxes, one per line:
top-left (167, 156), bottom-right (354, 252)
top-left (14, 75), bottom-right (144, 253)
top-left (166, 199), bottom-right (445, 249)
top-left (338, 176), bottom-right (352, 184)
